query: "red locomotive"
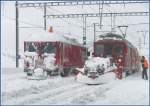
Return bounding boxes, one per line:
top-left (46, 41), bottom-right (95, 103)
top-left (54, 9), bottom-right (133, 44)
top-left (24, 31), bottom-right (86, 77)
top-left (93, 33), bottom-right (141, 79)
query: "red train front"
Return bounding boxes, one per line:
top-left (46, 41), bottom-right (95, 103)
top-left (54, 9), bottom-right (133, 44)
top-left (93, 33), bottom-right (141, 79)
top-left (24, 31), bottom-right (86, 77)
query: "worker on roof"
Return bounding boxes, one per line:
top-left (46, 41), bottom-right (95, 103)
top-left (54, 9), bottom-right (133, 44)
top-left (141, 56), bottom-right (148, 80)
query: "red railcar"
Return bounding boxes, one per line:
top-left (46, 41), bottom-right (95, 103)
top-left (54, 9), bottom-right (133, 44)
top-left (93, 33), bottom-right (141, 79)
top-left (24, 31), bottom-right (86, 76)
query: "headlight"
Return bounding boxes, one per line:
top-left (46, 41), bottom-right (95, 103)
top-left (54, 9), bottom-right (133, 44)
top-left (118, 58), bottom-right (122, 62)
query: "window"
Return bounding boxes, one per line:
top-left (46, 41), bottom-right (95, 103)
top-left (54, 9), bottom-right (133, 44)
top-left (95, 43), bottom-right (123, 56)
top-left (105, 45), bottom-right (113, 56)
top-left (28, 43), bottom-right (36, 52)
top-left (95, 44), bottom-right (104, 55)
top-left (44, 43), bottom-right (56, 53)
top-left (113, 45), bottom-right (123, 55)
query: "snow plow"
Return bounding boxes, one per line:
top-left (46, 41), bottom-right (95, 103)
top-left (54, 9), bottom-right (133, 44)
top-left (76, 57), bottom-right (117, 85)
top-left (24, 51), bottom-right (58, 80)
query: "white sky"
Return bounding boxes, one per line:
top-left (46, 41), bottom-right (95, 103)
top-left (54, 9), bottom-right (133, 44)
top-left (1, 1), bottom-right (149, 68)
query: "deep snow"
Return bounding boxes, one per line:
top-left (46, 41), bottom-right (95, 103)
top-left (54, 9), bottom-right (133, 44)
top-left (1, 68), bottom-right (149, 105)
top-left (1, 1), bottom-right (149, 105)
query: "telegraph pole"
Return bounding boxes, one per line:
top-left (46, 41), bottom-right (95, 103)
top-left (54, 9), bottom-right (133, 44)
top-left (44, 3), bottom-right (47, 30)
top-left (93, 23), bottom-right (96, 42)
top-left (99, 0), bottom-right (104, 29)
top-left (111, 14), bottom-right (116, 33)
top-left (16, 0), bottom-right (19, 67)
top-left (138, 37), bottom-right (142, 50)
top-left (83, 16), bottom-right (86, 46)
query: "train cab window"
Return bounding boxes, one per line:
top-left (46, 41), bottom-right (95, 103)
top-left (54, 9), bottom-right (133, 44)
top-left (95, 44), bottom-right (104, 55)
top-left (44, 43), bottom-right (56, 53)
top-left (28, 43), bottom-right (36, 52)
top-left (105, 45), bottom-right (113, 56)
top-left (113, 45), bottom-right (123, 55)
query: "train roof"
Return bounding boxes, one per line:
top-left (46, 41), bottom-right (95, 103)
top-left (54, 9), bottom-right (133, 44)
top-left (24, 30), bottom-right (82, 46)
top-left (96, 33), bottom-right (136, 48)
top-left (98, 33), bottom-right (125, 40)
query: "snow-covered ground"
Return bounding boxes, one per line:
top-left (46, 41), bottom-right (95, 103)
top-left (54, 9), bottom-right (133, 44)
top-left (1, 1), bottom-right (149, 105)
top-left (1, 68), bottom-right (149, 105)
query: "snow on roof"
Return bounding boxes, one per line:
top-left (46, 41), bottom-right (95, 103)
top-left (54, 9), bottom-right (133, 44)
top-left (25, 30), bottom-right (66, 42)
top-left (24, 30), bottom-right (81, 45)
top-left (97, 33), bottom-right (125, 40)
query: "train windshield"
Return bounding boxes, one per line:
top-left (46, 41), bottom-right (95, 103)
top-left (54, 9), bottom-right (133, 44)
top-left (95, 43), bottom-right (123, 56)
top-left (26, 43), bottom-right (36, 52)
top-left (25, 42), bottom-right (56, 54)
top-left (44, 43), bottom-right (56, 54)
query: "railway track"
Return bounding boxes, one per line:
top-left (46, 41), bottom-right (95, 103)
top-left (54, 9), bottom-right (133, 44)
top-left (5, 80), bottom-right (83, 105)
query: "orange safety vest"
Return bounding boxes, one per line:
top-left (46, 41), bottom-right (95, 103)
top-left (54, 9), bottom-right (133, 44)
top-left (144, 59), bottom-right (148, 68)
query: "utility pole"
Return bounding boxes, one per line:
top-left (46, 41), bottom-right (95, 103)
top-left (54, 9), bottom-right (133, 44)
top-left (93, 23), bottom-right (96, 43)
top-left (16, 0), bottom-right (19, 67)
top-left (93, 23), bottom-right (100, 43)
top-left (111, 13), bottom-right (113, 32)
top-left (111, 14), bottom-right (116, 33)
top-left (44, 3), bottom-right (47, 30)
top-left (83, 16), bottom-right (86, 46)
top-left (83, 16), bottom-right (87, 58)
top-left (138, 37), bottom-right (142, 50)
top-left (99, 0), bottom-right (104, 29)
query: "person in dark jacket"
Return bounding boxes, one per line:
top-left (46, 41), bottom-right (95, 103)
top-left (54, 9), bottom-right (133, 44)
top-left (141, 56), bottom-right (148, 80)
